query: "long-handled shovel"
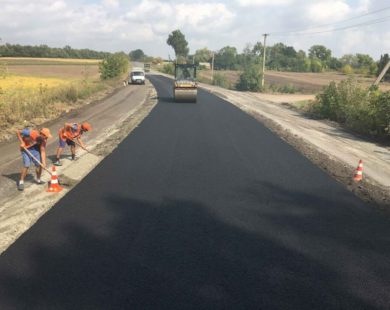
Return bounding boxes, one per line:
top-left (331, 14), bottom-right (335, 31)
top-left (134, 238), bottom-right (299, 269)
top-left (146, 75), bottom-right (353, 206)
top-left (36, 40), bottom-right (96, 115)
top-left (71, 138), bottom-right (93, 154)
top-left (22, 146), bottom-right (52, 176)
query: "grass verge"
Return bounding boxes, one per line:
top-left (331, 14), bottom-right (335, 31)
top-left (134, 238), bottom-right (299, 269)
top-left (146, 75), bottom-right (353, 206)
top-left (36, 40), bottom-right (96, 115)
top-left (0, 77), bottom-right (123, 141)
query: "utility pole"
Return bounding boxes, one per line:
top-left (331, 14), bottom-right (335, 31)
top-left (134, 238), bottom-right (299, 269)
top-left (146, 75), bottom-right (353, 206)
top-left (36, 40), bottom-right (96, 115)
top-left (211, 52), bottom-right (215, 84)
top-left (261, 33), bottom-right (269, 89)
top-left (373, 60), bottom-right (390, 86)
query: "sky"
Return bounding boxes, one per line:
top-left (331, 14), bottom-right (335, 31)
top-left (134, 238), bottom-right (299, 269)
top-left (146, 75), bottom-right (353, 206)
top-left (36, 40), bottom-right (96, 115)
top-left (0, 0), bottom-right (389, 60)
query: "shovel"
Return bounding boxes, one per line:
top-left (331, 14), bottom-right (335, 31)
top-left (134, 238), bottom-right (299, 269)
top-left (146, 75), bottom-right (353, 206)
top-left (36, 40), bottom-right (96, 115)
top-left (22, 146), bottom-right (52, 175)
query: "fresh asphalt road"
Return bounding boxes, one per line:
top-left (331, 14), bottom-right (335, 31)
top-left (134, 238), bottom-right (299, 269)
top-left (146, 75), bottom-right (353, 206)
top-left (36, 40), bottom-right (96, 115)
top-left (0, 74), bottom-right (389, 309)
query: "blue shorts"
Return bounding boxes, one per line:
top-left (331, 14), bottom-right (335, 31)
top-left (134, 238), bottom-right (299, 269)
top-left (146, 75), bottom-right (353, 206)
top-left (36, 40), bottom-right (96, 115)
top-left (21, 148), bottom-right (41, 168)
top-left (59, 138), bottom-right (75, 148)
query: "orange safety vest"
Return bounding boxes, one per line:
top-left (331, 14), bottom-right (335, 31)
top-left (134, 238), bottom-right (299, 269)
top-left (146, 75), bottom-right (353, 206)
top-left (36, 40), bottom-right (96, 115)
top-left (21, 130), bottom-right (39, 149)
top-left (59, 123), bottom-right (82, 141)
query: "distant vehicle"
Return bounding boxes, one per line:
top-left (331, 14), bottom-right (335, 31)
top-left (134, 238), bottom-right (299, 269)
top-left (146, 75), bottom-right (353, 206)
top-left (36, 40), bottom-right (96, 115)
top-left (128, 68), bottom-right (145, 85)
top-left (173, 64), bottom-right (197, 102)
top-left (144, 63), bottom-right (151, 72)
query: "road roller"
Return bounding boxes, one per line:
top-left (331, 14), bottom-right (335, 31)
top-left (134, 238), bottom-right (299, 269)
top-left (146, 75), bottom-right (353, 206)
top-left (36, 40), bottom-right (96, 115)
top-left (173, 64), bottom-right (197, 102)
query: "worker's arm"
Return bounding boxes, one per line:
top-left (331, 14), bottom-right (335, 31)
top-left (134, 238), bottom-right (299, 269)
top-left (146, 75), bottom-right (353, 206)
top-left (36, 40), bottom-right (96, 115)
top-left (76, 137), bottom-right (87, 150)
top-left (40, 143), bottom-right (46, 167)
top-left (16, 130), bottom-right (26, 148)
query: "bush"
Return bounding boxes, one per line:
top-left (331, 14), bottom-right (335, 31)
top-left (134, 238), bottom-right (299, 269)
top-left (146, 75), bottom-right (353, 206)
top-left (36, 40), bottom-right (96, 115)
top-left (269, 84), bottom-right (300, 93)
top-left (99, 53), bottom-right (129, 80)
top-left (159, 63), bottom-right (174, 75)
top-left (212, 73), bottom-right (230, 89)
top-left (309, 78), bottom-right (390, 137)
top-left (310, 59), bottom-right (323, 72)
top-left (341, 64), bottom-right (353, 75)
top-left (236, 65), bottom-right (262, 91)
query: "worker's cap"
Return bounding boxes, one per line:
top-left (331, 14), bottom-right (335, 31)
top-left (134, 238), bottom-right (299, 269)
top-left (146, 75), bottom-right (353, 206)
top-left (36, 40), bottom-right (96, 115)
top-left (71, 123), bottom-right (78, 131)
top-left (81, 122), bottom-right (92, 131)
top-left (21, 129), bottom-right (30, 137)
top-left (40, 128), bottom-right (52, 138)
top-left (30, 131), bottom-right (39, 140)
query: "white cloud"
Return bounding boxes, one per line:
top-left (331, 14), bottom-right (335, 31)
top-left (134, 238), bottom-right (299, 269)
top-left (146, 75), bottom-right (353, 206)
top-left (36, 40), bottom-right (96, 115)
top-left (306, 0), bottom-right (351, 23)
top-left (356, 0), bottom-right (371, 13)
top-left (0, 0), bottom-right (388, 58)
top-left (126, 0), bottom-right (173, 21)
top-left (175, 3), bottom-right (234, 31)
top-left (102, 0), bottom-right (119, 8)
top-left (45, 1), bottom-right (67, 12)
top-left (126, 0), bottom-right (234, 32)
top-left (236, 0), bottom-right (293, 7)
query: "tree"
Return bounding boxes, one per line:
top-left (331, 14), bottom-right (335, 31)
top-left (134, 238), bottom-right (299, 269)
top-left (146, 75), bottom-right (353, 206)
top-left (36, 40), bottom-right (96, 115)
top-left (340, 53), bottom-right (376, 75)
top-left (99, 52), bottom-right (129, 80)
top-left (236, 65), bottom-right (262, 91)
top-left (194, 48), bottom-right (213, 63)
top-left (236, 43), bottom-right (258, 69)
top-left (214, 46), bottom-right (237, 70)
top-left (0, 43), bottom-right (111, 59)
top-left (167, 30), bottom-right (189, 58)
top-left (267, 43), bottom-right (298, 71)
top-left (328, 57), bottom-right (342, 70)
top-left (309, 45), bottom-right (331, 68)
top-left (310, 59), bottom-right (323, 72)
top-left (340, 54), bottom-right (358, 66)
top-left (129, 49), bottom-right (145, 61)
top-left (309, 45), bottom-right (332, 72)
top-left (252, 42), bottom-right (263, 56)
top-left (295, 50), bottom-right (310, 72)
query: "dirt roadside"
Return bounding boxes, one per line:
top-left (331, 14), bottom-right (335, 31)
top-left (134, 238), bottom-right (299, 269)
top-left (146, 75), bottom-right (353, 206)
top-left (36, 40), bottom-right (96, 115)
top-left (0, 81), bottom-right (157, 254)
top-left (198, 82), bottom-right (390, 212)
top-left (197, 69), bottom-right (390, 93)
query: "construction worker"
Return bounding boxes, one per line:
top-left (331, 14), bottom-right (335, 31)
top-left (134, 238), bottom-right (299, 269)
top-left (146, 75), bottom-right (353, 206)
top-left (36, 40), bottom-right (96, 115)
top-left (17, 128), bottom-right (52, 191)
top-left (54, 122), bottom-right (92, 166)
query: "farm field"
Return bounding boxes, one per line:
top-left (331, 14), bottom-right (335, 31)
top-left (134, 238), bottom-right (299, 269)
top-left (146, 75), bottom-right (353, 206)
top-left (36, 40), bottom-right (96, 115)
top-left (0, 57), bottom-right (101, 80)
top-left (0, 57), bottom-right (100, 65)
top-left (198, 69), bottom-right (390, 93)
top-left (0, 75), bottom-right (71, 91)
top-left (0, 57), bottom-right (107, 141)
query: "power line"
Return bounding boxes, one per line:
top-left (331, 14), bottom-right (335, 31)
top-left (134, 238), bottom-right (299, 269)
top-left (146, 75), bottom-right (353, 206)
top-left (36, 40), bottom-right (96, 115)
top-left (271, 15), bottom-right (390, 37)
top-left (270, 5), bottom-right (390, 35)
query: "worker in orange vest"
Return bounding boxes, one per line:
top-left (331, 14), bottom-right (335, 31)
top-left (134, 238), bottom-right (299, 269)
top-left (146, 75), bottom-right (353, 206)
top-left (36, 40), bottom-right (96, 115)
top-left (17, 128), bottom-right (52, 191)
top-left (54, 122), bottom-right (92, 166)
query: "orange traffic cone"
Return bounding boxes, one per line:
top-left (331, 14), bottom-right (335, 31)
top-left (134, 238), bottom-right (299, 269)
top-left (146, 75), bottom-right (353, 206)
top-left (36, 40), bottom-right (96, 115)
top-left (353, 160), bottom-right (363, 182)
top-left (47, 165), bottom-right (63, 192)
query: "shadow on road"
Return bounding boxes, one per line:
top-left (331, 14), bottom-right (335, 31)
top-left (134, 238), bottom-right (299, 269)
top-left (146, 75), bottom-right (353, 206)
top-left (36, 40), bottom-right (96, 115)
top-left (0, 188), bottom-right (387, 309)
top-left (2, 172), bottom-right (34, 183)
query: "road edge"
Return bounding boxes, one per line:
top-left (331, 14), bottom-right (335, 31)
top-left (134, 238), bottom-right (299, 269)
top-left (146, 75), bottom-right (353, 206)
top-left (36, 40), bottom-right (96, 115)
top-left (0, 84), bottom-right (158, 255)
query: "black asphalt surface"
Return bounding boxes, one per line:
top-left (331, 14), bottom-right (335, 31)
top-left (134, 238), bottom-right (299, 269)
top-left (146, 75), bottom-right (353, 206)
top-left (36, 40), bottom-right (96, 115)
top-left (0, 74), bottom-right (389, 309)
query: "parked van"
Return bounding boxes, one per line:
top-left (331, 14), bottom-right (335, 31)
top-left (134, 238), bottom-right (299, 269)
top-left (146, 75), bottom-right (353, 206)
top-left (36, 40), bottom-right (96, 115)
top-left (128, 68), bottom-right (145, 85)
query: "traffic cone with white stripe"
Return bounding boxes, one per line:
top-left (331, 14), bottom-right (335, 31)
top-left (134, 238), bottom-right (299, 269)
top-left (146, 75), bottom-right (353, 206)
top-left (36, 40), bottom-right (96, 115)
top-left (47, 165), bottom-right (63, 192)
top-left (353, 160), bottom-right (363, 182)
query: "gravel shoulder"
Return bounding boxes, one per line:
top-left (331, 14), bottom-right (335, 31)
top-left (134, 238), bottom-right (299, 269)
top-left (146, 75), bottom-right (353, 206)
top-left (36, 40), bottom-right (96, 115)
top-left (0, 81), bottom-right (157, 254)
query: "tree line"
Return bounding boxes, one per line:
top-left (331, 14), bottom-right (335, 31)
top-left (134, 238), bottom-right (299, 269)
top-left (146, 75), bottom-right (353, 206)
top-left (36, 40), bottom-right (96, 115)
top-left (201, 43), bottom-right (387, 78)
top-left (0, 44), bottom-right (111, 59)
top-left (161, 29), bottom-right (389, 81)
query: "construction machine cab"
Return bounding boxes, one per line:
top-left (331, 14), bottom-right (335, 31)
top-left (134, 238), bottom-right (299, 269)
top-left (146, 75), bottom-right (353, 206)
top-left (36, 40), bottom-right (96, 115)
top-left (173, 64), bottom-right (197, 102)
top-left (175, 64), bottom-right (196, 81)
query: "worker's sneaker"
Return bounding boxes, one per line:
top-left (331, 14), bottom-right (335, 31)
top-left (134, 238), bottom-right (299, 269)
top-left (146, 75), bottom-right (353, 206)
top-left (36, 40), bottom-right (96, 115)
top-left (17, 182), bottom-right (24, 191)
top-left (53, 160), bottom-right (62, 166)
top-left (71, 154), bottom-right (76, 161)
top-left (35, 179), bottom-right (44, 185)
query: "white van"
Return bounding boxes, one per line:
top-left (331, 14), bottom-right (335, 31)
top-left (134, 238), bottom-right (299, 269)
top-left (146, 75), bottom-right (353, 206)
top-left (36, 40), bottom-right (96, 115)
top-left (128, 68), bottom-right (145, 85)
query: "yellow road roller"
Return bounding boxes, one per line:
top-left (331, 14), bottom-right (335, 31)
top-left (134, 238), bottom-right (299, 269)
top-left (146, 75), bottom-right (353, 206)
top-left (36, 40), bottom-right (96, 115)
top-left (173, 64), bottom-right (197, 102)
